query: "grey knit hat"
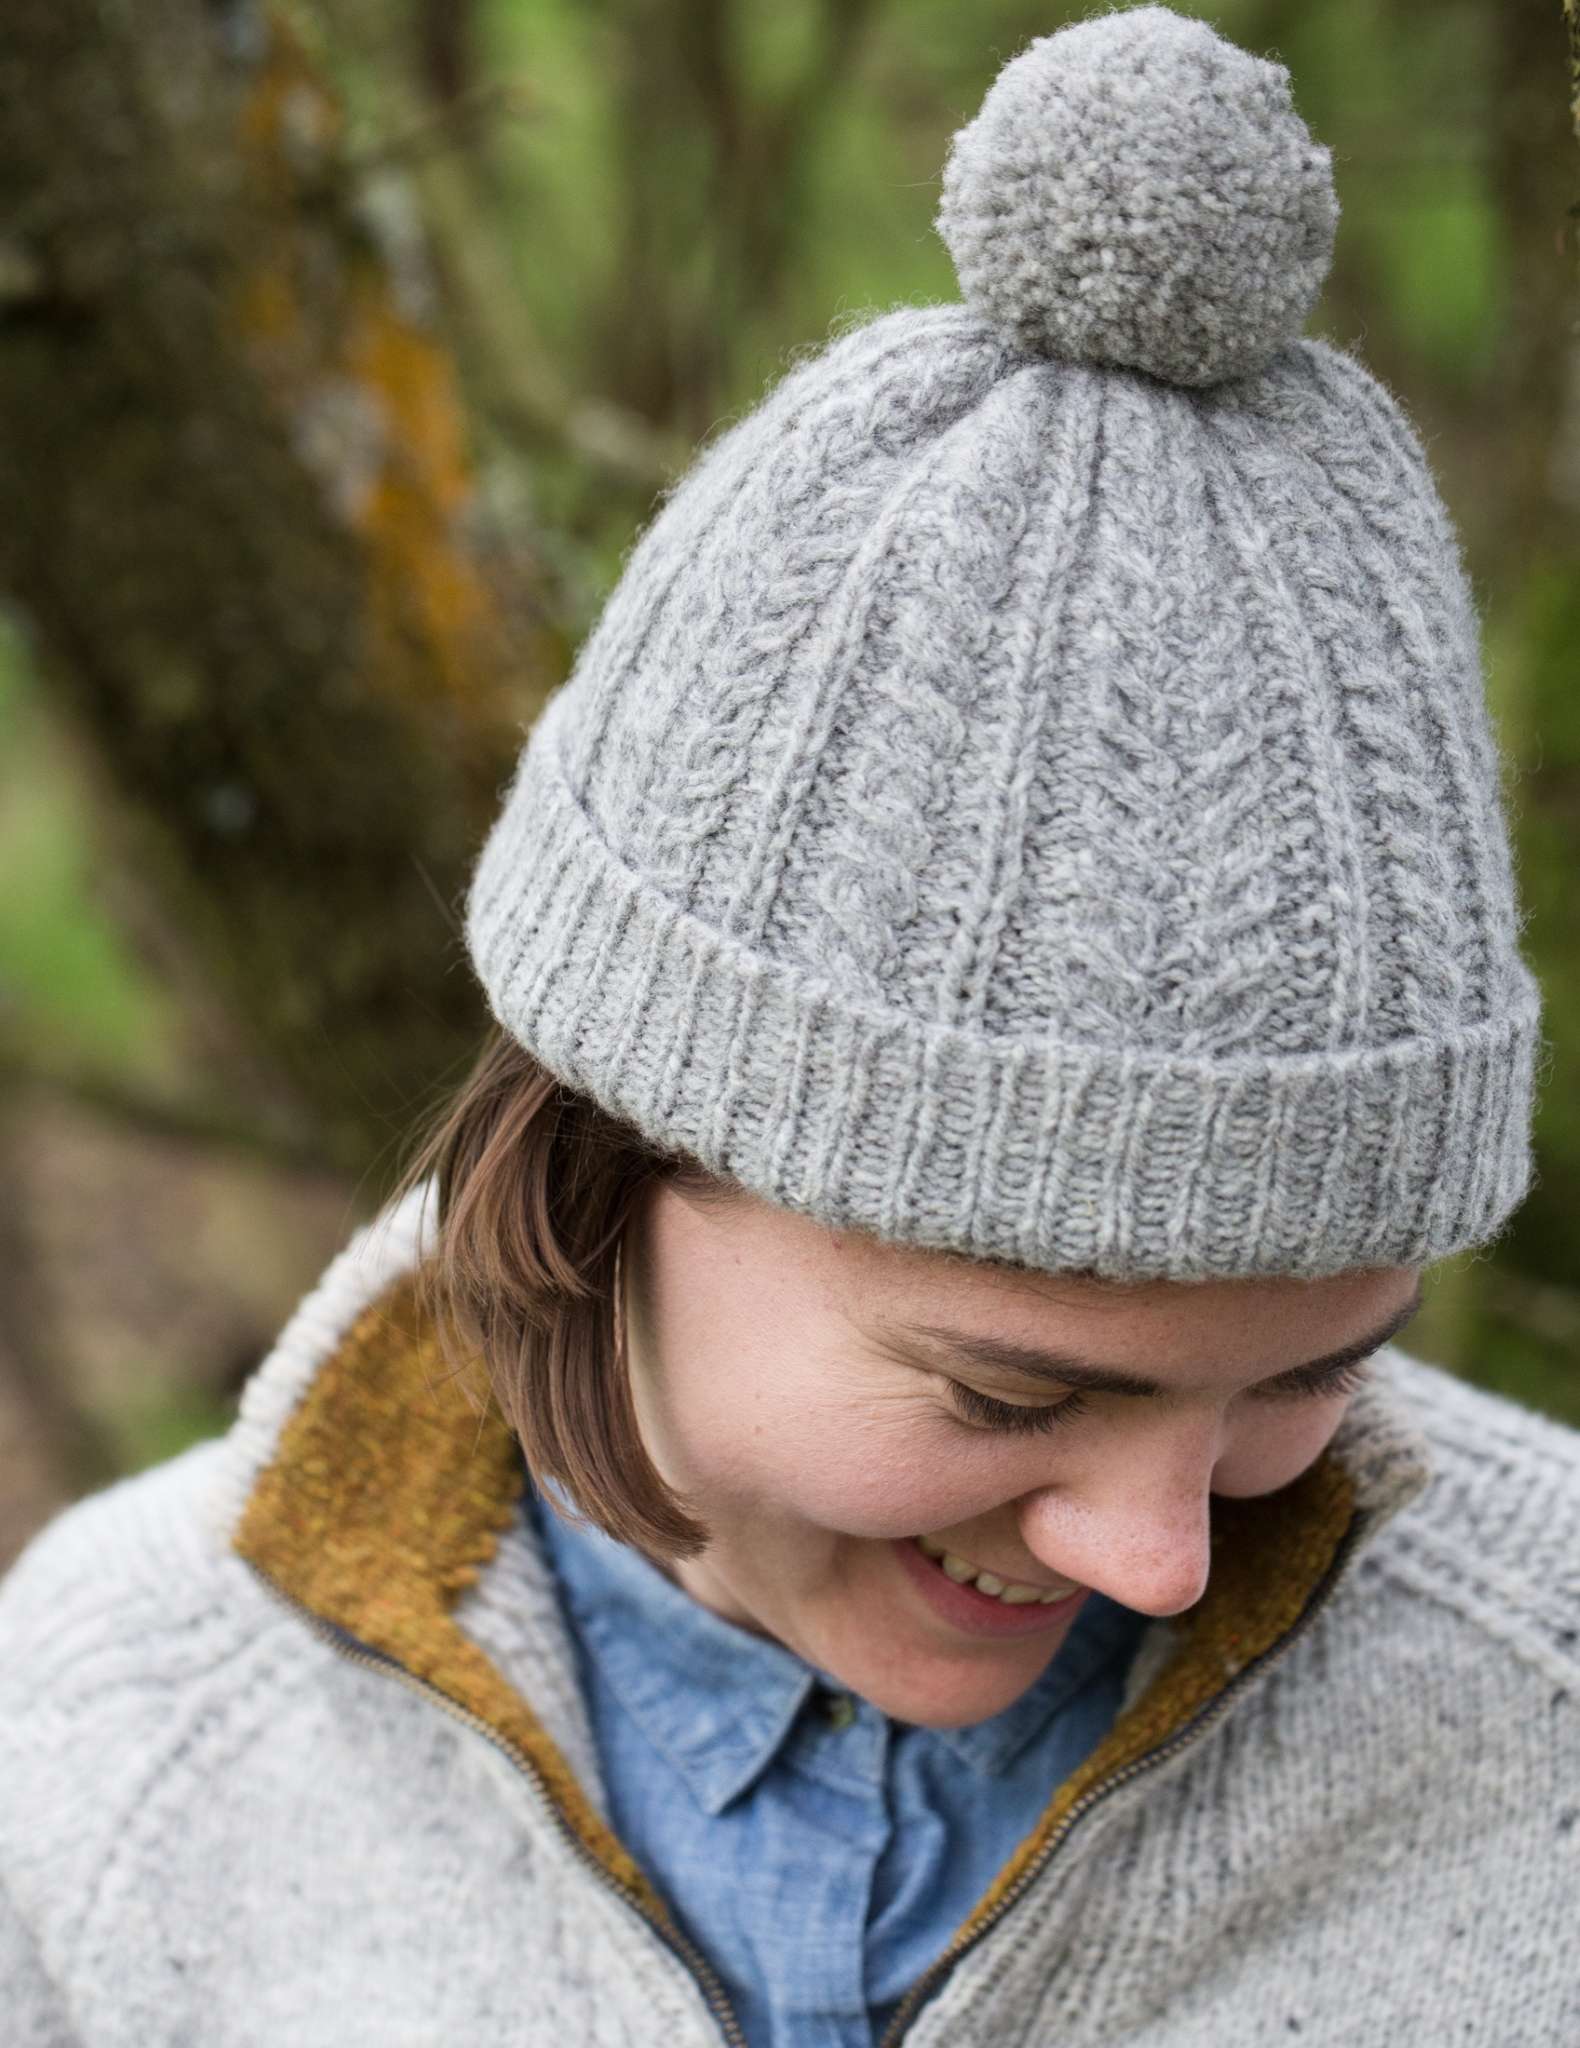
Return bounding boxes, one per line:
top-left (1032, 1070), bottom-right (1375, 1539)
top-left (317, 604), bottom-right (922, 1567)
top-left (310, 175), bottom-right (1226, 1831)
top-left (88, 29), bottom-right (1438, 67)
top-left (466, 3), bottom-right (1542, 1281)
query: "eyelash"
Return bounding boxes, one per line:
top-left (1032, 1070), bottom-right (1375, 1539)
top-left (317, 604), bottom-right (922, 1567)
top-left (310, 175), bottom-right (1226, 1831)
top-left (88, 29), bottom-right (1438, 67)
top-left (1253, 1359), bottom-right (1374, 1403)
top-left (946, 1382), bottom-right (1089, 1435)
top-left (945, 1358), bottom-right (1374, 1436)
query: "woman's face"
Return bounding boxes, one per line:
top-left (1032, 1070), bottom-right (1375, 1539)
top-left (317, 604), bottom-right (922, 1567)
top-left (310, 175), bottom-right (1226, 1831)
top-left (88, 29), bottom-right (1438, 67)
top-left (620, 1180), bottom-right (1422, 1729)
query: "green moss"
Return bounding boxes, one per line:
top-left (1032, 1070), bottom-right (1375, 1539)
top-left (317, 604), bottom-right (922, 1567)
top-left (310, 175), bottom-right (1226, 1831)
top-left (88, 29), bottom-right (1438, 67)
top-left (0, 618), bottom-right (183, 1084)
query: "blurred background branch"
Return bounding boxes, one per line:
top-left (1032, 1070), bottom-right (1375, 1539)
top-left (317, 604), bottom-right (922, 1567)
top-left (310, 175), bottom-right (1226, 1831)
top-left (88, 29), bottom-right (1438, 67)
top-left (0, 0), bottom-right (1577, 1564)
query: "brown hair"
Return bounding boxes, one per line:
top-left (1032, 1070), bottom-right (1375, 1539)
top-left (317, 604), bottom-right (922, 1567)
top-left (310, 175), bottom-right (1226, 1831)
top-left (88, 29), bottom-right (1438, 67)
top-left (390, 1024), bottom-right (733, 1560)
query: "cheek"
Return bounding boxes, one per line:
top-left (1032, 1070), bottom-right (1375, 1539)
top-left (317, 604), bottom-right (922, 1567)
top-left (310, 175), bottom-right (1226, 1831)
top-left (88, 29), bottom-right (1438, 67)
top-left (655, 1367), bottom-right (1008, 1537)
top-left (779, 1427), bottom-right (1011, 1539)
top-left (1212, 1398), bottom-right (1352, 1497)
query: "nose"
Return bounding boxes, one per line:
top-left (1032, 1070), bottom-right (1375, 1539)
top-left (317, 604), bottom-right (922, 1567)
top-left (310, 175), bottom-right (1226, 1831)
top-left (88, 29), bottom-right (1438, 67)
top-left (1015, 1426), bottom-right (1218, 1618)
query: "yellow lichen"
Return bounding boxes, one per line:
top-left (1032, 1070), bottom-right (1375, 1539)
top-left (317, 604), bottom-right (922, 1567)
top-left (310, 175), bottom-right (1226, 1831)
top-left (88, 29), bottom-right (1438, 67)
top-left (224, 11), bottom-right (504, 719)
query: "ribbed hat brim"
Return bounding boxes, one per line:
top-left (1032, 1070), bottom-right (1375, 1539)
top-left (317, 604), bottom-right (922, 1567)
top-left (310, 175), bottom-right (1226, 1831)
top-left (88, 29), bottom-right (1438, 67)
top-left (467, 734), bottom-right (1541, 1281)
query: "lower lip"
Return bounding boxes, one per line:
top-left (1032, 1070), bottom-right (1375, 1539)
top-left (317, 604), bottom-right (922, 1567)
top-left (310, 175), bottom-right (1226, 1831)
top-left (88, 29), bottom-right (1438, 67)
top-left (891, 1537), bottom-right (1087, 1639)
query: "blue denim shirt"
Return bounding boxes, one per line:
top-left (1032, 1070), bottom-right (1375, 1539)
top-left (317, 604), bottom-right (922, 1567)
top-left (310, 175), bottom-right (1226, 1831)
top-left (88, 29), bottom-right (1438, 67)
top-left (529, 1483), bottom-right (1147, 2048)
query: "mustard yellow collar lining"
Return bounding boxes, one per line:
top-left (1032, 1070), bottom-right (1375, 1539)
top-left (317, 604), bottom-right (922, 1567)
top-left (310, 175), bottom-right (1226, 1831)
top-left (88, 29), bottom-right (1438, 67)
top-left (233, 1270), bottom-right (667, 1918)
top-left (233, 1271), bottom-right (1356, 1937)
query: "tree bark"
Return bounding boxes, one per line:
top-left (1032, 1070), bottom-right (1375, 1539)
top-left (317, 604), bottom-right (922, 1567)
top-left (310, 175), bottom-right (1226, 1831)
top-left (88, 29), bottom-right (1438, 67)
top-left (0, 0), bottom-right (564, 1174)
top-left (598, 0), bottom-right (883, 438)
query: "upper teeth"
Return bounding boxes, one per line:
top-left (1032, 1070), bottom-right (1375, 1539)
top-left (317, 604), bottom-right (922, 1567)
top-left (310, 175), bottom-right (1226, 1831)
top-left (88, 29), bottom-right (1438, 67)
top-left (914, 1534), bottom-right (1079, 1605)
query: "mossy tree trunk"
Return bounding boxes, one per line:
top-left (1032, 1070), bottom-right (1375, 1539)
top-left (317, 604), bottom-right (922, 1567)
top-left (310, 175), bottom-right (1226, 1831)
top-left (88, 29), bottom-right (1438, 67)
top-left (0, 0), bottom-right (564, 1174)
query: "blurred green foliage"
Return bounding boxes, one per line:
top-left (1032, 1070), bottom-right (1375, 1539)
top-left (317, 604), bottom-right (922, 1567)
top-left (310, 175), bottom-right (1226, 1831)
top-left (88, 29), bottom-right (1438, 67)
top-left (111, 1386), bottom-right (239, 1475)
top-left (0, 621), bottom-right (183, 1093)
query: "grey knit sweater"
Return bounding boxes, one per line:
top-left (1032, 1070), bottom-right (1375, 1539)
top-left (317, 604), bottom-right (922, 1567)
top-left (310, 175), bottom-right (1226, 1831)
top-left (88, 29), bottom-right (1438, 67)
top-left (3, 1185), bottom-right (1578, 2046)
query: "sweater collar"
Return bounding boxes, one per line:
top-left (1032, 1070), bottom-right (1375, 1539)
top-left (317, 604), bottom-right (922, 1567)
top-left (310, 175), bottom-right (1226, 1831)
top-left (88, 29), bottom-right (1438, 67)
top-left (228, 1192), bottom-right (1434, 1921)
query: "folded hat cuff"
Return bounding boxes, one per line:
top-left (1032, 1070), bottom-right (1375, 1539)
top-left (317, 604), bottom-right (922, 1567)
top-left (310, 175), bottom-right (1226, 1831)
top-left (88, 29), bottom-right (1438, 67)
top-left (466, 747), bottom-right (1541, 1282)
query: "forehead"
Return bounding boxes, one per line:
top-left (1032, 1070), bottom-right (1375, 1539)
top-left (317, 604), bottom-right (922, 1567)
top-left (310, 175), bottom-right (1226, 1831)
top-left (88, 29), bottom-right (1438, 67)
top-left (842, 1219), bottom-right (1159, 1309)
top-left (682, 1181), bottom-right (1411, 1338)
top-left (816, 1210), bottom-right (1417, 1359)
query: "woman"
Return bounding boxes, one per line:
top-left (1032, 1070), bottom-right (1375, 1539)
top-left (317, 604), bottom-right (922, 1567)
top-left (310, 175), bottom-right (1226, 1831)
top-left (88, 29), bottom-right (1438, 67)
top-left (4, 9), bottom-right (1576, 2044)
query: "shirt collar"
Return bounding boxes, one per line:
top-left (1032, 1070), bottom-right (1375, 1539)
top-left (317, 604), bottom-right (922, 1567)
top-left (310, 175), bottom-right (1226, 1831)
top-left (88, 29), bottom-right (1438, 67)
top-left (530, 1479), bottom-right (1148, 1808)
top-left (532, 1480), bottom-right (819, 1814)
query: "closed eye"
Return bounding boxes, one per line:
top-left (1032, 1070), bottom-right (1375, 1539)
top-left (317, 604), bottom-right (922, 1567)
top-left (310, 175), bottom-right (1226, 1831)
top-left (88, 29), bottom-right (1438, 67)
top-left (1245, 1357), bottom-right (1375, 1402)
top-left (947, 1355), bottom-right (1374, 1434)
top-left (946, 1382), bottom-right (1089, 1435)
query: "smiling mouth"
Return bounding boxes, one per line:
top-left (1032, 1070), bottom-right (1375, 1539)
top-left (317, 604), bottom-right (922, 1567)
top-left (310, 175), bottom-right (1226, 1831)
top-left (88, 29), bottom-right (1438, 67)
top-left (911, 1534), bottom-right (1082, 1606)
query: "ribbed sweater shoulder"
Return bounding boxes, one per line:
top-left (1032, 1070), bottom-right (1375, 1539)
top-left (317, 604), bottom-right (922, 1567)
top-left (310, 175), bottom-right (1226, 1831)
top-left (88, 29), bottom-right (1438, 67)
top-left (1363, 1347), bottom-right (1580, 1693)
top-left (0, 1188), bottom-right (440, 2003)
top-left (0, 1435), bottom-right (276, 1920)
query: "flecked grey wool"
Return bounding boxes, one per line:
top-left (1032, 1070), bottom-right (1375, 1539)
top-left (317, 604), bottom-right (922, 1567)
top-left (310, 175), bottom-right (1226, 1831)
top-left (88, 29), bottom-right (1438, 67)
top-left (465, 3), bottom-right (1543, 1281)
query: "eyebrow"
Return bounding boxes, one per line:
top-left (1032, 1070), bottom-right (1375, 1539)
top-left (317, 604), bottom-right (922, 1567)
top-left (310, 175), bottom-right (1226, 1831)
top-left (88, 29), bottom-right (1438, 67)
top-left (880, 1280), bottom-right (1425, 1399)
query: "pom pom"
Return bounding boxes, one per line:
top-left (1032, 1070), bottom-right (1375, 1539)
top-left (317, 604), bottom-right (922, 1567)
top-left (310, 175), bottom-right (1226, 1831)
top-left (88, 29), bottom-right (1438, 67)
top-left (935, 5), bottom-right (1337, 388)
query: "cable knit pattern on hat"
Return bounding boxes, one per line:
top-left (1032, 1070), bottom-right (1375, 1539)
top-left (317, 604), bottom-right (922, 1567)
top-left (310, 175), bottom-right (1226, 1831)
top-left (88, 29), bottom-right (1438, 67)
top-left (465, 4), bottom-right (1541, 1280)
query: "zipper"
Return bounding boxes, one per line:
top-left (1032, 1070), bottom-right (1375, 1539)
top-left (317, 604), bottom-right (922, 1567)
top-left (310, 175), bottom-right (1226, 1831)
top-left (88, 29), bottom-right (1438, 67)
top-left (875, 1516), bottom-right (1368, 2048)
top-left (249, 1514), bottom-right (1362, 2048)
top-left (243, 1561), bottom-right (748, 2048)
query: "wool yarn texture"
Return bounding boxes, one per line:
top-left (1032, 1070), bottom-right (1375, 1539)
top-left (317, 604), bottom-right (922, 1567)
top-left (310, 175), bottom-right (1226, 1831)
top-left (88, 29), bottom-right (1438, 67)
top-left (465, 3), bottom-right (1543, 1281)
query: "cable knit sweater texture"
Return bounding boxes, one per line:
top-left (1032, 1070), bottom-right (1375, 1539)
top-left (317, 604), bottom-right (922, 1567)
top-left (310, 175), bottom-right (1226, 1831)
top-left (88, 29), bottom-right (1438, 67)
top-left (2, 1189), bottom-right (1578, 2046)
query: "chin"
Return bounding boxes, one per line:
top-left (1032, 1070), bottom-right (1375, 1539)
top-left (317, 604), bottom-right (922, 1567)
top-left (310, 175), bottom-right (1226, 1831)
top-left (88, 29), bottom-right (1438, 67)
top-left (865, 1671), bottom-right (1043, 1729)
top-left (825, 1638), bottom-right (1063, 1729)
